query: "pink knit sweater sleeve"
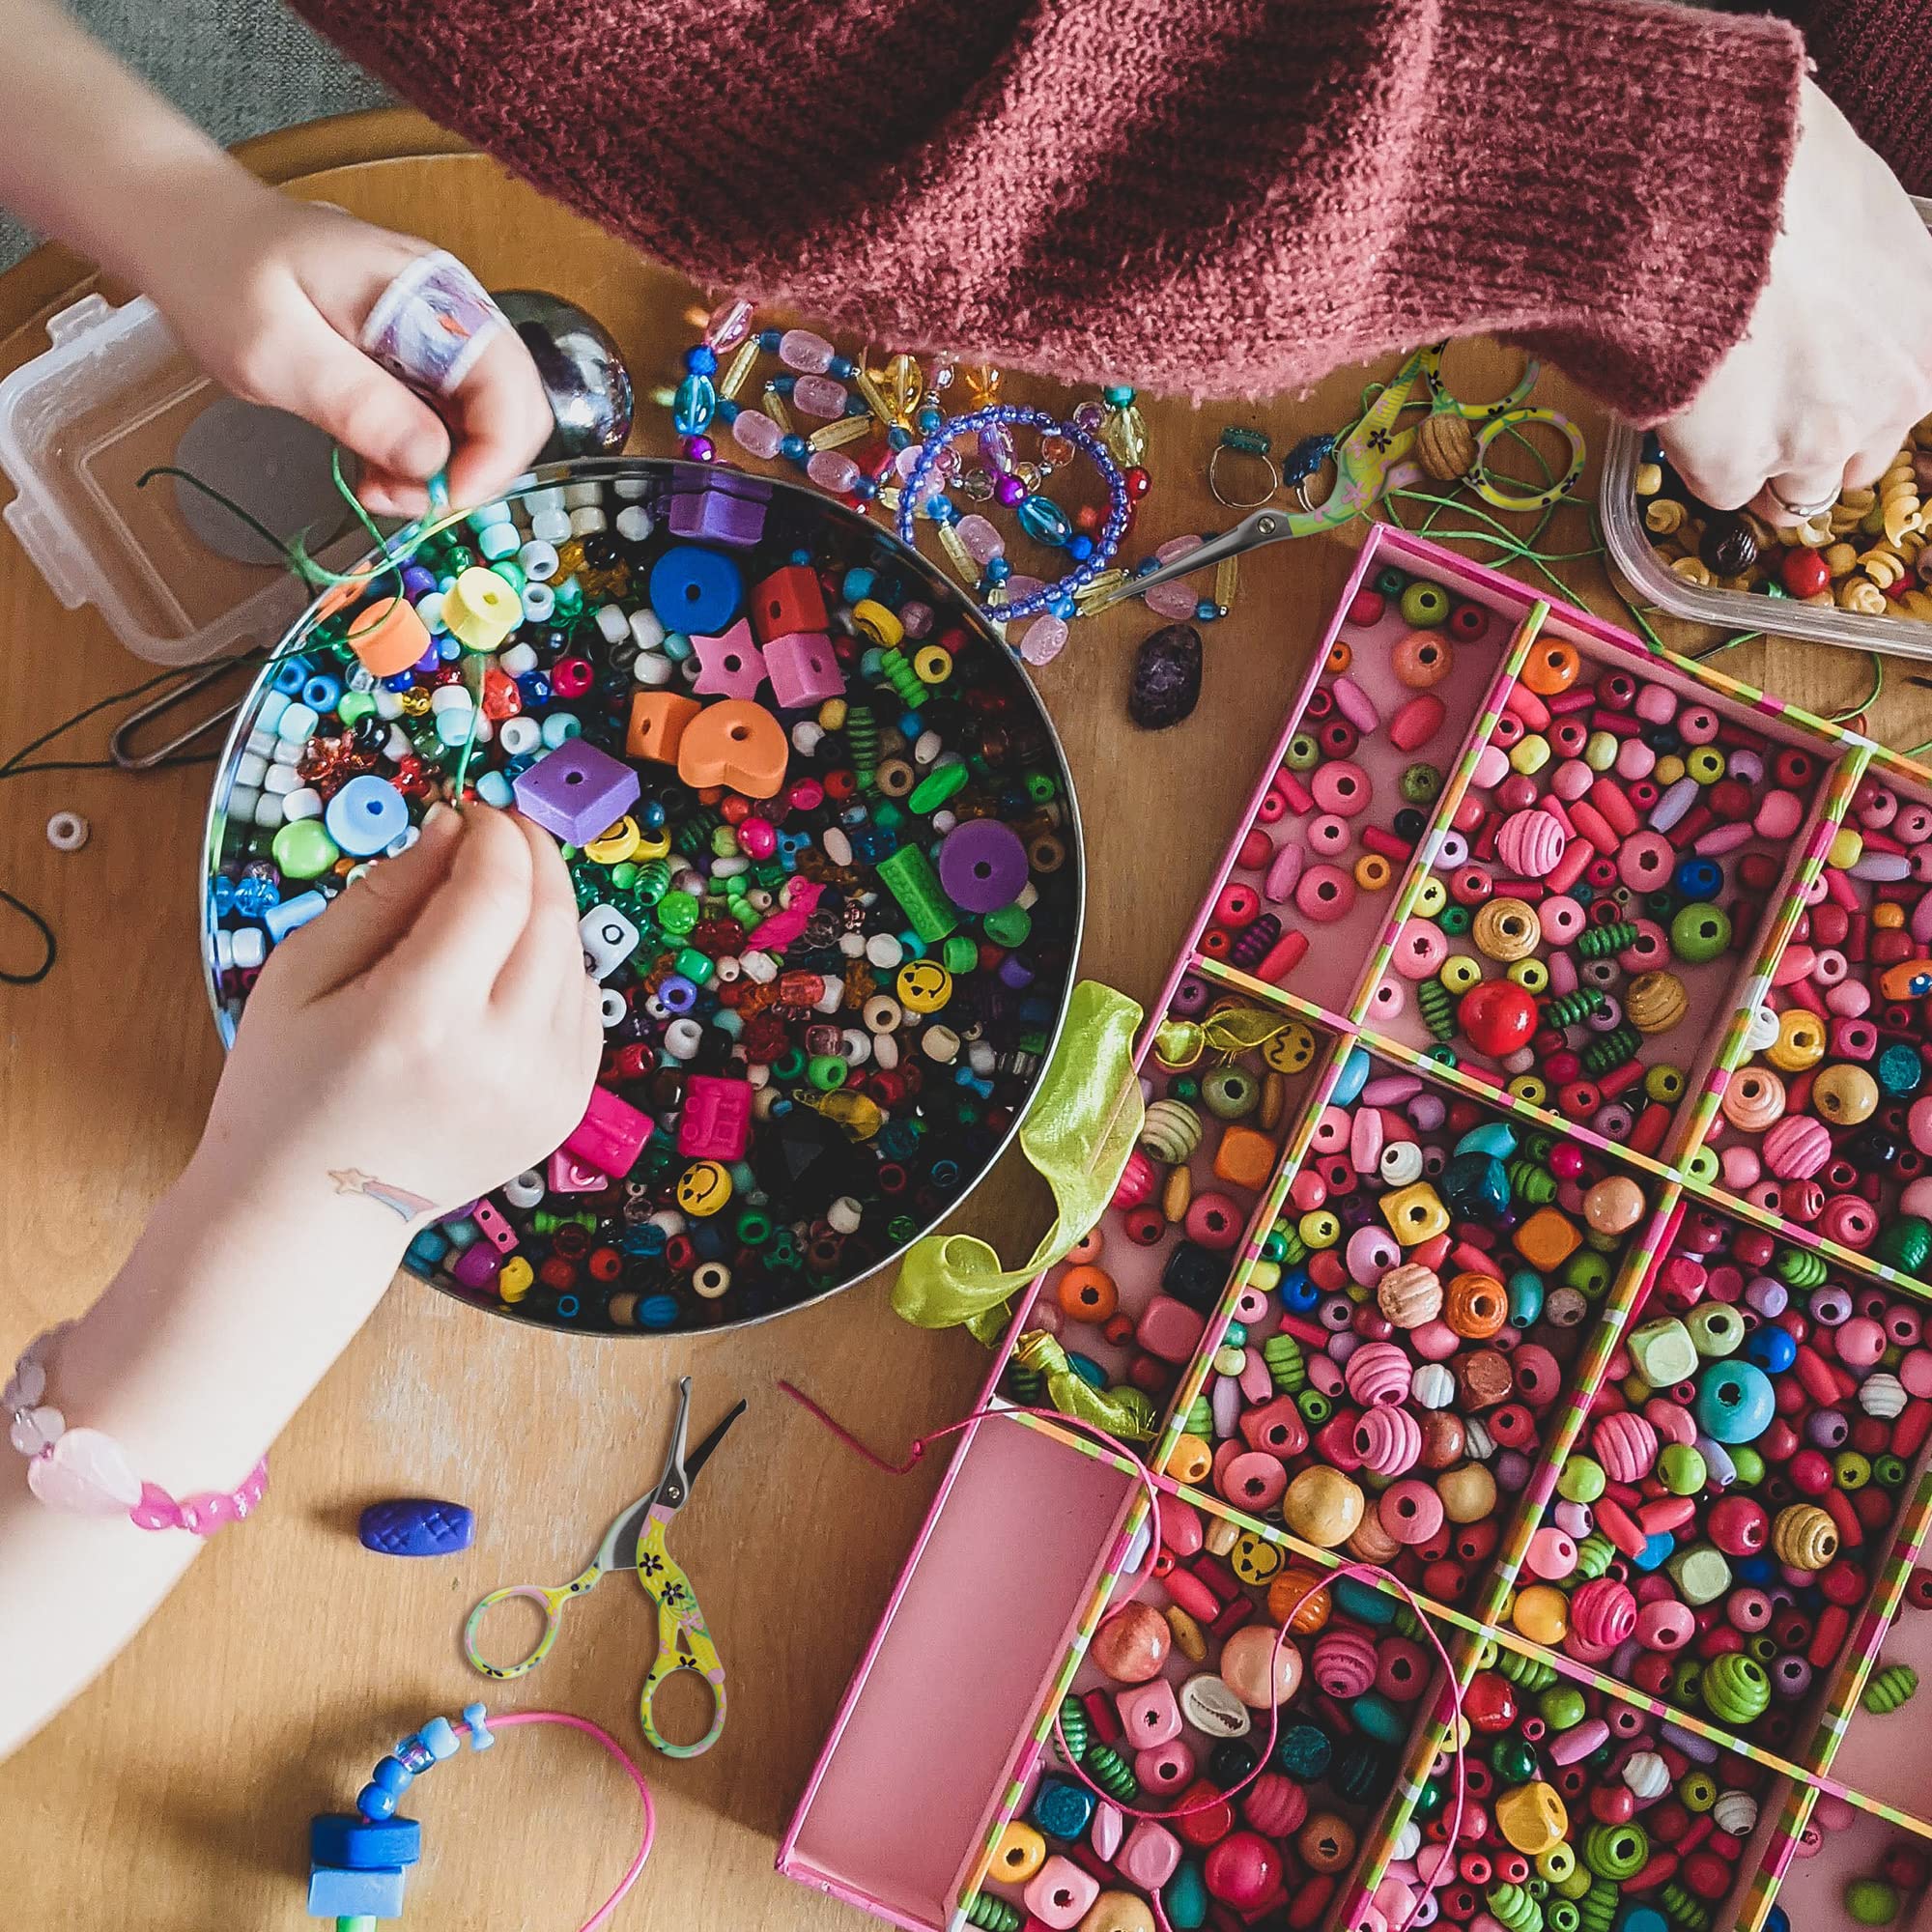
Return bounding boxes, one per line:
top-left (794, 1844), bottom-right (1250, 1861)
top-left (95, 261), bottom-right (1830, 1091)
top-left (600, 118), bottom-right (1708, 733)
top-left (294, 0), bottom-right (1804, 424)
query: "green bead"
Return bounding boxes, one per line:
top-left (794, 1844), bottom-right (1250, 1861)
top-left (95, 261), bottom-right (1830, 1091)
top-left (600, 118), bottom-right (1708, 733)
top-left (877, 844), bottom-right (959, 943)
top-left (1664, 901), bottom-right (1729, 963)
top-left (1628, 1317), bottom-right (1698, 1388)
top-left (1686, 1304), bottom-right (1745, 1358)
top-left (983, 904), bottom-right (1031, 947)
top-left (1285, 731), bottom-right (1321, 772)
top-left (807, 1055), bottom-right (848, 1092)
top-left (1700, 1651), bottom-right (1770, 1724)
top-left (1401, 763), bottom-right (1442, 805)
top-left (964, 1894), bottom-right (1022, 1932)
top-left (336, 691), bottom-right (376, 727)
top-left (1863, 1663), bottom-right (1919, 1714)
top-left (1729, 1446), bottom-right (1765, 1486)
top-left (1847, 1881), bottom-right (1901, 1926)
top-left (673, 946), bottom-right (714, 984)
top-left (1538, 1686), bottom-right (1587, 1731)
top-left (1490, 1738), bottom-right (1539, 1784)
top-left (1165, 1861), bottom-right (1208, 1931)
top-left (1657, 1443), bottom-right (1708, 1495)
top-left (271, 817), bottom-right (340, 879)
top-left (1667, 1546), bottom-right (1730, 1607)
top-left (1203, 1067), bottom-right (1261, 1120)
top-left (1558, 1457), bottom-right (1605, 1504)
top-left (658, 890), bottom-right (699, 936)
top-left (1582, 1823), bottom-right (1648, 1881)
top-left (1873, 1216), bottom-right (1932, 1276)
top-left (1400, 581), bottom-right (1451, 627)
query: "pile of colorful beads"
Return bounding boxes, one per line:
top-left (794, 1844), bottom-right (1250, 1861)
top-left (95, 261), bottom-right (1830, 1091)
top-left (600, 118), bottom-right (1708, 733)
top-left (1504, 1204), bottom-right (1932, 1746)
top-left (1410, 1645), bottom-right (1765, 1932)
top-left (1168, 1049), bottom-right (1652, 1609)
top-left (204, 463), bottom-right (1080, 1333)
top-left (1195, 566), bottom-right (1509, 1016)
top-left (1633, 428), bottom-right (1932, 627)
top-left (1701, 770), bottom-right (1932, 1277)
top-left (1372, 652), bottom-right (1812, 1152)
top-left (965, 1542), bottom-right (1435, 1932)
top-left (1004, 999), bottom-right (1324, 1419)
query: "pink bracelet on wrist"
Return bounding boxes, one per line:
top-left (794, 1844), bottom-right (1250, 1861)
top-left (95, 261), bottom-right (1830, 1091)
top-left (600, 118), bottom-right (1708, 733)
top-left (6, 1327), bottom-right (268, 1535)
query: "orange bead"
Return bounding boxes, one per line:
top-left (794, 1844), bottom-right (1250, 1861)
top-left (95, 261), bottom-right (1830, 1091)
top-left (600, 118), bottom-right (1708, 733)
top-left (676, 699), bottom-right (789, 798)
top-left (628, 689), bottom-right (703, 764)
top-left (1512, 1207), bottom-right (1583, 1271)
top-left (1520, 639), bottom-right (1580, 695)
top-left (1325, 640), bottom-right (1352, 674)
top-left (1390, 630), bottom-right (1454, 689)
top-left (344, 594), bottom-right (432, 677)
top-left (1065, 1226), bottom-right (1105, 1264)
top-left (1442, 1270), bottom-right (1508, 1340)
top-left (1267, 1567), bottom-right (1332, 1632)
top-left (1213, 1123), bottom-right (1277, 1191)
top-left (1056, 1264), bottom-right (1120, 1323)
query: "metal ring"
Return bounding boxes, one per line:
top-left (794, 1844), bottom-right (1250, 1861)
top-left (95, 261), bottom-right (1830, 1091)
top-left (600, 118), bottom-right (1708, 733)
top-left (1208, 439), bottom-right (1279, 511)
top-left (1766, 482), bottom-right (1838, 524)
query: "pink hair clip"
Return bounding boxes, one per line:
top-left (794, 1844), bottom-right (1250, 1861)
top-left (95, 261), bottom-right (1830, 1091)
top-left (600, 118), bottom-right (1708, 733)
top-left (6, 1326), bottom-right (267, 1534)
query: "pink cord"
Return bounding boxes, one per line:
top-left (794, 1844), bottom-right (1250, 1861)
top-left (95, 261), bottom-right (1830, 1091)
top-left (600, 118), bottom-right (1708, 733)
top-left (455, 1711), bottom-right (656, 1932)
top-left (782, 1383), bottom-right (1468, 1932)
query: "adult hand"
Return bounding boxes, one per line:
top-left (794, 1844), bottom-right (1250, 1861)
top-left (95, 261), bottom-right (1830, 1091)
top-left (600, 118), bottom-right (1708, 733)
top-left (1660, 79), bottom-right (1932, 520)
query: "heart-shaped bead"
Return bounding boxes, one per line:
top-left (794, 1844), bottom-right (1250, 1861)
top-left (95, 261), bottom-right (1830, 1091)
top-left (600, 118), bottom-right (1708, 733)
top-left (26, 1427), bottom-right (142, 1515)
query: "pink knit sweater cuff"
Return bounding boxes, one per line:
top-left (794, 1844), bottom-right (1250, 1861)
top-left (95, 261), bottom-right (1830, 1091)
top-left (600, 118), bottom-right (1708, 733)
top-left (1419, 0), bottom-right (1804, 425)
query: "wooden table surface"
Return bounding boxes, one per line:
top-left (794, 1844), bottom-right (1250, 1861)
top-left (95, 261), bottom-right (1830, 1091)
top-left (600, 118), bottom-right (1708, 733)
top-left (4, 109), bottom-right (1929, 1932)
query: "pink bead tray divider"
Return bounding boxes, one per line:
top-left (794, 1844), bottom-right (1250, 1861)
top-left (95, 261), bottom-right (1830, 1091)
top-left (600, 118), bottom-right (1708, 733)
top-left (780, 526), bottom-right (1932, 1932)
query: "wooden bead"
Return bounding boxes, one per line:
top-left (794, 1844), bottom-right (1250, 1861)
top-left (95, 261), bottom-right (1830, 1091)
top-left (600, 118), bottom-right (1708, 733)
top-left (1092, 1603), bottom-right (1171, 1684)
top-left (1416, 412), bottom-right (1477, 482)
top-left (1282, 1466), bottom-right (1364, 1548)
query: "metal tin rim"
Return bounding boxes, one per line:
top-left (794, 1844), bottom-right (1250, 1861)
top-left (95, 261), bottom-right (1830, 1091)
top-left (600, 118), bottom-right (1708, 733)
top-left (198, 455), bottom-right (1087, 1336)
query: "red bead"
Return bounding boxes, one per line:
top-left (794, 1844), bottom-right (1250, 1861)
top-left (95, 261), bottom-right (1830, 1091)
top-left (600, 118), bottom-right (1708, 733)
top-left (1462, 1672), bottom-right (1517, 1733)
top-left (1458, 980), bottom-right (1539, 1059)
top-left (1590, 1784), bottom-right (1636, 1825)
top-left (1781, 548), bottom-right (1831, 599)
top-left (1707, 1496), bottom-right (1768, 1556)
top-left (1124, 467), bottom-right (1152, 500)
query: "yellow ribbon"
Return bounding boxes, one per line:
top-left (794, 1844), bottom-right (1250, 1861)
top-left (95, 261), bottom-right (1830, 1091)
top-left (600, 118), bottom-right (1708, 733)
top-left (892, 979), bottom-right (1145, 1344)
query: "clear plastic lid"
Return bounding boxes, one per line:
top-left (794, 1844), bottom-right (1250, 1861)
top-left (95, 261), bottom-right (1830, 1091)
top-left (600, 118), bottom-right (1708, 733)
top-left (0, 294), bottom-right (362, 665)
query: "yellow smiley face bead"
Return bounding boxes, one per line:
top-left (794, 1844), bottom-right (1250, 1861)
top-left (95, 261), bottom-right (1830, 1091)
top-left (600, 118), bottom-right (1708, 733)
top-left (896, 960), bottom-right (953, 1013)
top-left (676, 1160), bottom-right (733, 1216)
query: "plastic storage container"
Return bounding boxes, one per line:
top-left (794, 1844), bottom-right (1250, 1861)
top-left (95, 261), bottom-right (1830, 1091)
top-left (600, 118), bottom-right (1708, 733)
top-left (0, 293), bottom-right (362, 666)
top-left (1600, 197), bottom-right (1932, 664)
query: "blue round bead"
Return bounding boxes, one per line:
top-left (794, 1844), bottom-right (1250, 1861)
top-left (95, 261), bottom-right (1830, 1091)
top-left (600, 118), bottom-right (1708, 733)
top-left (780, 434), bottom-right (808, 464)
top-left (1196, 599), bottom-right (1219, 622)
top-left (1067, 535), bottom-right (1094, 562)
top-left (684, 345), bottom-right (718, 375)
top-left (1695, 1358), bottom-right (1776, 1443)
top-left (1744, 1326), bottom-right (1798, 1374)
top-left (356, 1783), bottom-right (398, 1821)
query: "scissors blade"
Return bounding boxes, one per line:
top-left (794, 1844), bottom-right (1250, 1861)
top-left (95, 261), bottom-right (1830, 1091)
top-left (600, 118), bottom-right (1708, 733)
top-left (682, 1397), bottom-right (747, 1494)
top-left (650, 1376), bottom-right (696, 1515)
top-left (1087, 509), bottom-right (1293, 613)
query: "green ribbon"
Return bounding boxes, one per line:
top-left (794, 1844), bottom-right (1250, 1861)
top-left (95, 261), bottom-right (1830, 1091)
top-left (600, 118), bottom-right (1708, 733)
top-left (892, 979), bottom-right (1145, 1345)
top-left (1014, 1330), bottom-right (1158, 1443)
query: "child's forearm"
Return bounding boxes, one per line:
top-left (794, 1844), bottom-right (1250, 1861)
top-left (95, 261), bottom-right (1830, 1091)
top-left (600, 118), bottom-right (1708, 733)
top-left (0, 1148), bottom-right (406, 1758)
top-left (0, 0), bottom-right (262, 283)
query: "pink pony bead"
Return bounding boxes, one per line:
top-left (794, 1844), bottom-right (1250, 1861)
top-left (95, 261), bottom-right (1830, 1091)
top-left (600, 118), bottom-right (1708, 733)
top-left (1495, 808), bottom-right (1566, 877)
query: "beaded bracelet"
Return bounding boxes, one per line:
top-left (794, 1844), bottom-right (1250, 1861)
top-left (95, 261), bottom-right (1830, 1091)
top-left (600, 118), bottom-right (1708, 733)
top-left (896, 404), bottom-right (1133, 659)
top-left (5, 1327), bottom-right (268, 1533)
top-left (307, 1703), bottom-right (655, 1927)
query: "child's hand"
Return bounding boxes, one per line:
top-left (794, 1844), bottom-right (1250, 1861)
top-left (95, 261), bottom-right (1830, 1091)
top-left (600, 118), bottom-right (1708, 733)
top-left (196, 806), bottom-right (601, 1236)
top-left (138, 183), bottom-right (553, 517)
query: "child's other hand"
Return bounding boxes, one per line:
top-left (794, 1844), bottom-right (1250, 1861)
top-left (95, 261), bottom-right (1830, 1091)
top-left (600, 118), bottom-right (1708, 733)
top-left (139, 184), bottom-right (552, 517)
top-left (1660, 78), bottom-right (1932, 517)
top-left (197, 806), bottom-right (601, 1236)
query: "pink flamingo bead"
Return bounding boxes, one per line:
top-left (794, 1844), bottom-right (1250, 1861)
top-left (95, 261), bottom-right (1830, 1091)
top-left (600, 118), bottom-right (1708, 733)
top-left (1345, 1342), bottom-right (1412, 1407)
top-left (1312, 1628), bottom-right (1379, 1697)
top-left (1379, 1480), bottom-right (1445, 1545)
top-left (1592, 1409), bottom-right (1659, 1483)
top-left (1353, 1405), bottom-right (1423, 1477)
top-left (1762, 1115), bottom-right (1833, 1181)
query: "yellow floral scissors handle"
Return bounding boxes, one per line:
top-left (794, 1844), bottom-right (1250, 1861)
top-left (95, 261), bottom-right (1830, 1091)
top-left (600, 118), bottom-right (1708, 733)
top-left (1095, 342), bottom-right (1586, 611)
top-left (633, 1501), bottom-right (726, 1758)
top-left (462, 1379), bottom-right (743, 1758)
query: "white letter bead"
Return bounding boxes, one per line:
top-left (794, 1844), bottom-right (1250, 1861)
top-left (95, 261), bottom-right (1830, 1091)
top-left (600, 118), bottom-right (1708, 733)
top-left (579, 903), bottom-right (641, 980)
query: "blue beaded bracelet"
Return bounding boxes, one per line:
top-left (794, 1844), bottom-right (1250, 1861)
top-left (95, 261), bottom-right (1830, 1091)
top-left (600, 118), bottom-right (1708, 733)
top-left (896, 404), bottom-right (1131, 629)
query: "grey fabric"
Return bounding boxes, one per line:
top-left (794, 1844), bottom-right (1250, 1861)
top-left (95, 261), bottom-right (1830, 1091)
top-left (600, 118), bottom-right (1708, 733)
top-left (0, 0), bottom-right (385, 270)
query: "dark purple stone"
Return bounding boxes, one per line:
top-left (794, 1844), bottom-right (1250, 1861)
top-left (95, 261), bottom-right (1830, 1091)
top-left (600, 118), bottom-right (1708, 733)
top-left (1129, 622), bottom-right (1202, 729)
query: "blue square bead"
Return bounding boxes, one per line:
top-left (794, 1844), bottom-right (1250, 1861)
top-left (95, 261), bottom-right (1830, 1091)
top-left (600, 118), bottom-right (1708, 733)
top-left (306, 1863), bottom-right (409, 1918)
